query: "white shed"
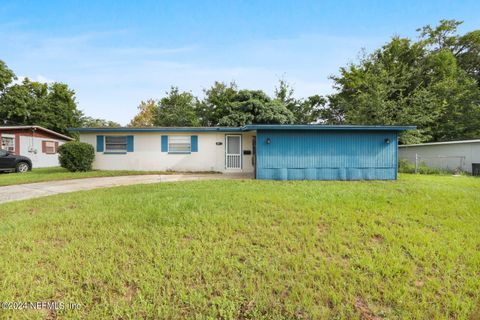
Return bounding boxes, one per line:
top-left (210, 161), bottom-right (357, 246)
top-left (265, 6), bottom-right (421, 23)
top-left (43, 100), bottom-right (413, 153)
top-left (398, 140), bottom-right (480, 175)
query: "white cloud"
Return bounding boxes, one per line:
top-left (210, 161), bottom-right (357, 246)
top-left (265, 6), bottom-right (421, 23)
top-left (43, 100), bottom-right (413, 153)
top-left (13, 75), bottom-right (55, 84)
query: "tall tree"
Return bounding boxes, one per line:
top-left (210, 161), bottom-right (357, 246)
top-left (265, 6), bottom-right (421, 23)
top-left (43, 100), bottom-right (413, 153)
top-left (274, 79), bottom-right (326, 124)
top-left (128, 99), bottom-right (157, 127)
top-left (0, 78), bottom-right (83, 135)
top-left (216, 89), bottom-right (295, 126)
top-left (196, 81), bottom-right (239, 126)
top-left (325, 20), bottom-right (480, 143)
top-left (0, 60), bottom-right (15, 93)
top-left (199, 82), bottom-right (294, 126)
top-left (419, 20), bottom-right (480, 85)
top-left (154, 87), bottom-right (199, 127)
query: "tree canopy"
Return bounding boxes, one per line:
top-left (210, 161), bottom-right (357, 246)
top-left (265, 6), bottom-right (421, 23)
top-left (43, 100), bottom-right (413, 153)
top-left (324, 20), bottom-right (480, 144)
top-left (128, 99), bottom-right (157, 127)
top-left (0, 60), bottom-right (15, 93)
top-left (154, 87), bottom-right (199, 127)
top-left (81, 116), bottom-right (121, 128)
top-left (131, 80), bottom-right (323, 128)
top-left (0, 60), bottom-right (120, 135)
top-left (198, 82), bottom-right (295, 127)
top-left (0, 77), bottom-right (83, 135)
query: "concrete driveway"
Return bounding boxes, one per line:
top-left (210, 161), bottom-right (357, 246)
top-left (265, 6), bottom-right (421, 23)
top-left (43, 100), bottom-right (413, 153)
top-left (0, 173), bottom-right (249, 204)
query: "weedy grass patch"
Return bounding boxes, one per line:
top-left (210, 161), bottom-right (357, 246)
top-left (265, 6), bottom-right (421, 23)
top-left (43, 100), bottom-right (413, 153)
top-left (0, 174), bottom-right (479, 319)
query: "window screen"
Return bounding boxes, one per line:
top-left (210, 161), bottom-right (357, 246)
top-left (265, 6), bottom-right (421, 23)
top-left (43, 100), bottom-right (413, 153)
top-left (168, 136), bottom-right (191, 153)
top-left (227, 136), bottom-right (241, 154)
top-left (105, 136), bottom-right (127, 152)
top-left (44, 141), bottom-right (56, 154)
top-left (1, 137), bottom-right (15, 152)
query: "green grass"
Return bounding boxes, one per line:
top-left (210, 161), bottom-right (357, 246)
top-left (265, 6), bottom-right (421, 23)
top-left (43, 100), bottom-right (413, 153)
top-left (0, 167), bottom-right (177, 186)
top-left (0, 174), bottom-right (479, 319)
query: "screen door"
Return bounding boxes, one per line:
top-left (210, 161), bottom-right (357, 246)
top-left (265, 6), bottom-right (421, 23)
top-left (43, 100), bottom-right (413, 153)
top-left (225, 135), bottom-right (242, 169)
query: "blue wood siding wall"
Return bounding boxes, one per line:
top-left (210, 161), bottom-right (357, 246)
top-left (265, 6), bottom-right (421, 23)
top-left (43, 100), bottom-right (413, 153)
top-left (256, 130), bottom-right (398, 180)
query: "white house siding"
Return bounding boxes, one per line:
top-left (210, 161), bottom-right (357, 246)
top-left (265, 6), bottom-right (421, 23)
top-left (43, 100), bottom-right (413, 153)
top-left (399, 141), bottom-right (480, 173)
top-left (80, 131), bottom-right (256, 173)
top-left (19, 136), bottom-right (67, 168)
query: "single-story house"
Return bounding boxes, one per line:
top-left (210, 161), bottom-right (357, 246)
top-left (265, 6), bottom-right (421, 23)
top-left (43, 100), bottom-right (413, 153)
top-left (399, 139), bottom-right (480, 175)
top-left (70, 124), bottom-right (415, 180)
top-left (0, 125), bottom-right (73, 168)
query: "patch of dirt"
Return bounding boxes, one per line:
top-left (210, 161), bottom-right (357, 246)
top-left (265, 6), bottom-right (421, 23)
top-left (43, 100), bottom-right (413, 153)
top-left (326, 297), bottom-right (335, 309)
top-left (238, 300), bottom-right (255, 319)
top-left (46, 308), bottom-right (57, 320)
top-left (27, 207), bottom-right (40, 216)
top-left (125, 283), bottom-right (138, 302)
top-left (354, 298), bottom-right (382, 320)
top-left (317, 223), bottom-right (328, 234)
top-left (469, 300), bottom-right (480, 320)
top-left (414, 280), bottom-right (424, 288)
top-left (371, 234), bottom-right (384, 243)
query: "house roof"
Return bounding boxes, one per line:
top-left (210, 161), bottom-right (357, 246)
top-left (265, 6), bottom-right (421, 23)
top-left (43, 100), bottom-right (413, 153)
top-left (399, 139), bottom-right (480, 147)
top-left (242, 124), bottom-right (416, 131)
top-left (69, 124), bottom-right (416, 133)
top-left (0, 125), bottom-right (74, 141)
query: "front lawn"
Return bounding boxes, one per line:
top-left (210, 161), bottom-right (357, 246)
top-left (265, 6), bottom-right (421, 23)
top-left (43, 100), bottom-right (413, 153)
top-left (0, 174), bottom-right (479, 319)
top-left (0, 167), bottom-right (175, 186)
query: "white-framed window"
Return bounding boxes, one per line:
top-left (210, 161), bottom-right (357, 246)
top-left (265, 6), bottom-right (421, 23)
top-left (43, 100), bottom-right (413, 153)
top-left (168, 136), bottom-right (191, 153)
top-left (1, 136), bottom-right (15, 153)
top-left (105, 136), bottom-right (127, 152)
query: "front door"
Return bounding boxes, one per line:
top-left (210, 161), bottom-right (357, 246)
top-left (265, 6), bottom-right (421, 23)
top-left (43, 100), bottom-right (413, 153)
top-left (225, 135), bottom-right (242, 169)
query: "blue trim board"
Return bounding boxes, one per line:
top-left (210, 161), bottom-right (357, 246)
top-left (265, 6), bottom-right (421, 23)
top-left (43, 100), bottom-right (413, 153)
top-left (70, 124), bottom-right (416, 133)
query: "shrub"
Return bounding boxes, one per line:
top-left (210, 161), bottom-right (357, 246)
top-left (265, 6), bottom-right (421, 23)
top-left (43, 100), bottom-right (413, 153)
top-left (398, 159), bottom-right (416, 173)
top-left (58, 141), bottom-right (95, 172)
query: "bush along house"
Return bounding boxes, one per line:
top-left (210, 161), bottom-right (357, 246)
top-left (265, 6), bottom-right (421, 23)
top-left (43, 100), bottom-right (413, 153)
top-left (0, 125), bottom-right (73, 168)
top-left (69, 124), bottom-right (415, 180)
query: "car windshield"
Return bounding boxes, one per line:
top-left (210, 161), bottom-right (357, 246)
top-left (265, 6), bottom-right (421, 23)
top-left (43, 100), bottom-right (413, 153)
top-left (0, 149), bottom-right (8, 156)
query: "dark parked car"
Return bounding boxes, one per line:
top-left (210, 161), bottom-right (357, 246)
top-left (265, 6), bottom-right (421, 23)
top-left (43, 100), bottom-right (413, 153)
top-left (0, 149), bottom-right (32, 173)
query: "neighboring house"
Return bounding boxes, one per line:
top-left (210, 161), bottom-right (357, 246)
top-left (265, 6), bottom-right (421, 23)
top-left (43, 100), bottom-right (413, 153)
top-left (71, 125), bottom-right (414, 180)
top-left (399, 139), bottom-right (480, 175)
top-left (0, 126), bottom-right (73, 168)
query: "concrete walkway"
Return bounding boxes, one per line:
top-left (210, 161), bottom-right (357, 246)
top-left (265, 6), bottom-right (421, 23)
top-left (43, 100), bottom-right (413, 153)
top-left (0, 173), bottom-right (250, 204)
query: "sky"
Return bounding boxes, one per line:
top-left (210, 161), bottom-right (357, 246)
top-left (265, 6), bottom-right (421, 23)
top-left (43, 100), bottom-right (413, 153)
top-left (1, 0), bottom-right (479, 125)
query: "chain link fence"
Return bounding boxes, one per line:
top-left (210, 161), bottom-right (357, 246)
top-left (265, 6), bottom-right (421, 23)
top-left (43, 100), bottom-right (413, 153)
top-left (401, 154), bottom-right (466, 174)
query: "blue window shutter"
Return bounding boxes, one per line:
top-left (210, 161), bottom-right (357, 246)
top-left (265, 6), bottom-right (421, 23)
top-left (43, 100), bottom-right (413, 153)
top-left (127, 135), bottom-right (134, 152)
top-left (96, 135), bottom-right (104, 152)
top-left (191, 135), bottom-right (198, 152)
top-left (161, 135), bottom-right (168, 152)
